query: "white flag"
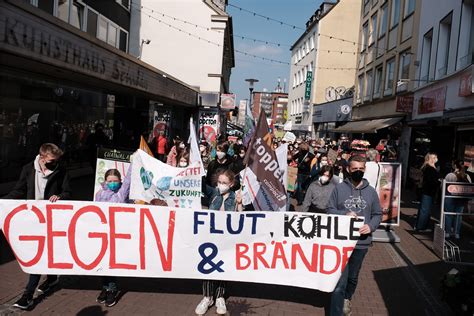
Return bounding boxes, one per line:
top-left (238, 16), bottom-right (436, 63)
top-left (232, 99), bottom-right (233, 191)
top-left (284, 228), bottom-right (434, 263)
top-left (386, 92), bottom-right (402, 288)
top-left (188, 117), bottom-right (206, 175)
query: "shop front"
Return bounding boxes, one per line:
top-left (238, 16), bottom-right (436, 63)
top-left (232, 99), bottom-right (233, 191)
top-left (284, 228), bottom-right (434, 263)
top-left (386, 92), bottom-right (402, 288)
top-left (0, 1), bottom-right (198, 193)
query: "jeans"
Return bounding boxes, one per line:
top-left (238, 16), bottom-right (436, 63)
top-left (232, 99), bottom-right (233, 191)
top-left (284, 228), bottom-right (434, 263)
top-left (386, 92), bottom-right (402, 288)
top-left (295, 174), bottom-right (309, 204)
top-left (444, 199), bottom-right (464, 236)
top-left (25, 274), bottom-right (58, 295)
top-left (330, 248), bottom-right (368, 316)
top-left (415, 194), bottom-right (433, 230)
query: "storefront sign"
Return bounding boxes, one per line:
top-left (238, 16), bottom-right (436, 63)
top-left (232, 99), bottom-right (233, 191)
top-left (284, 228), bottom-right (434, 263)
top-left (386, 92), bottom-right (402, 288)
top-left (220, 94), bottom-right (236, 111)
top-left (445, 182), bottom-right (474, 198)
top-left (304, 71), bottom-right (313, 101)
top-left (0, 3), bottom-right (197, 105)
top-left (396, 95), bottom-right (414, 113)
top-left (313, 98), bottom-right (352, 123)
top-left (458, 71), bottom-right (473, 97)
top-left (198, 111), bottom-right (219, 143)
top-left (417, 86), bottom-right (447, 114)
top-left (0, 200), bottom-right (363, 292)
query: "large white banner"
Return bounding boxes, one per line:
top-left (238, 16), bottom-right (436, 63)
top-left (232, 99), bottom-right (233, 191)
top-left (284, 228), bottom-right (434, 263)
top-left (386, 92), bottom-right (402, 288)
top-left (0, 200), bottom-right (363, 292)
top-left (130, 150), bottom-right (203, 209)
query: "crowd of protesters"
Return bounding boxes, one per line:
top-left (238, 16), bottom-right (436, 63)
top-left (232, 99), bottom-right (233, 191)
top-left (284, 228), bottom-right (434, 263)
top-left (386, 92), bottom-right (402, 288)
top-left (2, 128), bottom-right (472, 316)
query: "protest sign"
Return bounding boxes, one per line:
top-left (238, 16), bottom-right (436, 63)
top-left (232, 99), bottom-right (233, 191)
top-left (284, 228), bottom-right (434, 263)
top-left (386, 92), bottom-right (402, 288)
top-left (152, 110), bottom-right (171, 139)
top-left (130, 150), bottom-right (203, 209)
top-left (94, 148), bottom-right (133, 201)
top-left (364, 162), bottom-right (402, 225)
top-left (242, 144), bottom-right (288, 212)
top-left (198, 111), bottom-right (219, 144)
top-left (244, 111), bottom-right (287, 210)
top-left (0, 200), bottom-right (363, 292)
top-left (188, 118), bottom-right (205, 175)
top-left (282, 132), bottom-right (296, 143)
top-left (287, 167), bottom-right (298, 192)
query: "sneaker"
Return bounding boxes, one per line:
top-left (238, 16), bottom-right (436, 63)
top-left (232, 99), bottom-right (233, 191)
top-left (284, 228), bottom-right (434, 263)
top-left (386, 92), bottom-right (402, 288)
top-left (12, 293), bottom-right (33, 310)
top-left (343, 299), bottom-right (352, 315)
top-left (105, 290), bottom-right (118, 307)
top-left (215, 297), bottom-right (227, 315)
top-left (195, 296), bottom-right (213, 315)
top-left (96, 288), bottom-right (107, 304)
top-left (37, 278), bottom-right (59, 294)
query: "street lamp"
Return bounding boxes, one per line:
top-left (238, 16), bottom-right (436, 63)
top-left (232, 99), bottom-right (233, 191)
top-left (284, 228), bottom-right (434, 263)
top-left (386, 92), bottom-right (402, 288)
top-left (138, 39), bottom-right (151, 59)
top-left (245, 78), bottom-right (259, 111)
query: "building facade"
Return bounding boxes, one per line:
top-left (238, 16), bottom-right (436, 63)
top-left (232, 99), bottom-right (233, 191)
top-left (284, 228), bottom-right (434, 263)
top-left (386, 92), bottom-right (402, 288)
top-left (409, 0), bottom-right (474, 176)
top-left (0, 0), bottom-right (198, 193)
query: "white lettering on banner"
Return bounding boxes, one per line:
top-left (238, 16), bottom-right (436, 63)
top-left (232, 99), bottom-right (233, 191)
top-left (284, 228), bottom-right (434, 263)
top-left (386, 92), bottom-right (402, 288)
top-left (0, 200), bottom-right (363, 292)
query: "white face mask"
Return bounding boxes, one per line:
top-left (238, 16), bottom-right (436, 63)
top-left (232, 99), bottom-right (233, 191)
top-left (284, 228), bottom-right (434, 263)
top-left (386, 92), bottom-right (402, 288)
top-left (320, 175), bottom-right (330, 184)
top-left (239, 153), bottom-right (245, 158)
top-left (217, 151), bottom-right (226, 160)
top-left (179, 161), bottom-right (188, 167)
top-left (320, 160), bottom-right (328, 166)
top-left (217, 183), bottom-right (230, 194)
top-left (200, 146), bottom-right (206, 152)
top-left (179, 143), bottom-right (185, 149)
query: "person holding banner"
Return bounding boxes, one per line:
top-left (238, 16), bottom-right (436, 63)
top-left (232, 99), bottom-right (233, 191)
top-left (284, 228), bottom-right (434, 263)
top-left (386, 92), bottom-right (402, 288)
top-left (94, 168), bottom-right (133, 307)
top-left (196, 170), bottom-right (243, 315)
top-left (3, 143), bottom-right (71, 310)
top-left (177, 151), bottom-right (190, 168)
top-left (327, 155), bottom-right (382, 316)
top-left (166, 136), bottom-right (184, 167)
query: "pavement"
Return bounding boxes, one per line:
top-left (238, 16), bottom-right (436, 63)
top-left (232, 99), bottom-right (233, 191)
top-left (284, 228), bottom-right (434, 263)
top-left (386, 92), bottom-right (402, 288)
top-left (0, 180), bottom-right (465, 315)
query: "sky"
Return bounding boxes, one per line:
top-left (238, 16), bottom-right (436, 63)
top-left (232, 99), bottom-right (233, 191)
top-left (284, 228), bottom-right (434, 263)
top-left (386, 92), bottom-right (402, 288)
top-left (228, 0), bottom-right (323, 102)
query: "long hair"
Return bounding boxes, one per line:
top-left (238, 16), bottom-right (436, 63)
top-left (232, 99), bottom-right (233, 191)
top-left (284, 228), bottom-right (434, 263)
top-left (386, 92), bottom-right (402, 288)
top-left (421, 152), bottom-right (437, 170)
top-left (104, 169), bottom-right (122, 182)
top-left (453, 160), bottom-right (467, 181)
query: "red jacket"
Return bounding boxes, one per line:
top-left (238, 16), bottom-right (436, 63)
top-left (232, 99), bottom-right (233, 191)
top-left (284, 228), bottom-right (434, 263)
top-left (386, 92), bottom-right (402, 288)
top-left (156, 136), bottom-right (167, 155)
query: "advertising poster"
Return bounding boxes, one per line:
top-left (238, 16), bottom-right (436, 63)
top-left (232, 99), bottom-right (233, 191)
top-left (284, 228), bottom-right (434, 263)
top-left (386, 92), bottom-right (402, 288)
top-left (365, 162), bottom-right (402, 225)
top-left (0, 200), bottom-right (363, 292)
top-left (94, 148), bottom-right (133, 201)
top-left (153, 110), bottom-right (171, 138)
top-left (198, 111), bottom-right (219, 143)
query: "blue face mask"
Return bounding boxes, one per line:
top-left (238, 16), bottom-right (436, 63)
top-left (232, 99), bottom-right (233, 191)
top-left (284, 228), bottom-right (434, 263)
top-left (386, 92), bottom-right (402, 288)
top-left (107, 182), bottom-right (121, 191)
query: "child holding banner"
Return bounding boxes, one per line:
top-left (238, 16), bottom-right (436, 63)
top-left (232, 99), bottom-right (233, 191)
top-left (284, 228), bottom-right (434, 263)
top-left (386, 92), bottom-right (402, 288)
top-left (195, 170), bottom-right (243, 315)
top-left (94, 168), bottom-right (132, 307)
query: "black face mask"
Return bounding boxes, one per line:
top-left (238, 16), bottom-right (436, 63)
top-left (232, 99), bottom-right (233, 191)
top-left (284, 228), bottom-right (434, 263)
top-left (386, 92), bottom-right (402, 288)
top-left (350, 170), bottom-right (364, 183)
top-left (44, 161), bottom-right (58, 171)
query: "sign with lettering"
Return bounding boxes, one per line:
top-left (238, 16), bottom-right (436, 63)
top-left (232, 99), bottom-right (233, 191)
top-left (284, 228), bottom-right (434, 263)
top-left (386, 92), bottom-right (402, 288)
top-left (220, 94), bottom-right (236, 111)
top-left (130, 150), bottom-right (203, 209)
top-left (417, 86), bottom-right (447, 114)
top-left (304, 71), bottom-right (313, 101)
top-left (445, 182), bottom-right (474, 198)
top-left (458, 71), bottom-right (473, 97)
top-left (198, 111), bottom-right (219, 143)
top-left (396, 95), bottom-right (414, 113)
top-left (94, 148), bottom-right (133, 201)
top-left (0, 200), bottom-right (362, 291)
top-left (0, 3), bottom-right (197, 105)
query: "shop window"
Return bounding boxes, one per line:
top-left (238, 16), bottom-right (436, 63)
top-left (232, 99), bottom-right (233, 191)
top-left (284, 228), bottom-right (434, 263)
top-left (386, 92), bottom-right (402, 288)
top-left (57, 0), bottom-right (70, 23)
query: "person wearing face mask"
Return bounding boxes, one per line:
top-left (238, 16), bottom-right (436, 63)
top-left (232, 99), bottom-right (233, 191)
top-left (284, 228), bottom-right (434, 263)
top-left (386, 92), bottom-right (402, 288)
top-left (177, 151), bottom-right (190, 168)
top-left (302, 165), bottom-right (336, 213)
top-left (94, 168), bottom-right (132, 307)
top-left (231, 145), bottom-right (246, 174)
top-left (206, 143), bottom-right (234, 187)
top-left (294, 142), bottom-right (315, 206)
top-left (327, 155), bottom-right (382, 316)
top-left (166, 136), bottom-right (183, 167)
top-left (414, 152), bottom-right (440, 232)
top-left (4, 143), bottom-right (71, 310)
top-left (310, 154), bottom-right (329, 179)
top-left (196, 170), bottom-right (243, 315)
top-left (199, 141), bottom-right (211, 169)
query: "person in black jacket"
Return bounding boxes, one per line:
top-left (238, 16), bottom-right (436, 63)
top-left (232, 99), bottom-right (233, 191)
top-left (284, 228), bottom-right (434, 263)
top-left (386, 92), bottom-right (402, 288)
top-left (294, 142), bottom-right (314, 205)
top-left (4, 143), bottom-right (71, 310)
top-left (415, 152), bottom-right (440, 231)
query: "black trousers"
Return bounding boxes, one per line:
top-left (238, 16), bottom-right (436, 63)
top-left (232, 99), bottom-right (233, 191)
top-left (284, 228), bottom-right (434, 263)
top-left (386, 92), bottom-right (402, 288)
top-left (202, 280), bottom-right (225, 298)
top-left (25, 274), bottom-right (58, 295)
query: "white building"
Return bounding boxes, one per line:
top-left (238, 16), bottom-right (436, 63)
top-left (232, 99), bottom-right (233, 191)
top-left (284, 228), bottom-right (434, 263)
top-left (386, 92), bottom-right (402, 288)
top-left (129, 0), bottom-right (234, 106)
top-left (409, 0), bottom-right (473, 171)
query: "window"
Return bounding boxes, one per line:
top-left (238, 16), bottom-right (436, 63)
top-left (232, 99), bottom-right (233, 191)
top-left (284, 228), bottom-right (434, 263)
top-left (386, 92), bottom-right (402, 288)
top-left (107, 24), bottom-right (118, 47)
top-left (369, 14), bottom-right (377, 44)
top-left (70, 0), bottom-right (84, 29)
top-left (384, 58), bottom-right (395, 94)
top-left (374, 66), bottom-right (383, 97)
top-left (458, 2), bottom-right (474, 69)
top-left (399, 51), bottom-right (411, 80)
top-left (404, 0), bottom-right (415, 17)
top-left (390, 0), bottom-right (400, 28)
top-left (293, 74), bottom-right (297, 88)
top-left (420, 30), bottom-right (432, 83)
top-left (305, 40), bottom-right (309, 54)
top-left (310, 34), bottom-right (315, 50)
top-left (97, 17), bottom-right (108, 42)
top-left (310, 61), bottom-right (314, 72)
top-left (357, 74), bottom-right (365, 101)
top-left (379, 4), bottom-right (388, 37)
top-left (436, 13), bottom-right (452, 78)
top-left (365, 70), bottom-right (373, 99)
top-left (86, 9), bottom-right (98, 37)
top-left (37, 0), bottom-right (54, 14)
top-left (57, 0), bottom-right (70, 23)
top-left (117, 0), bottom-right (130, 9)
top-left (119, 30), bottom-right (128, 52)
top-left (361, 23), bottom-right (368, 51)
top-left (363, 0), bottom-right (370, 15)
